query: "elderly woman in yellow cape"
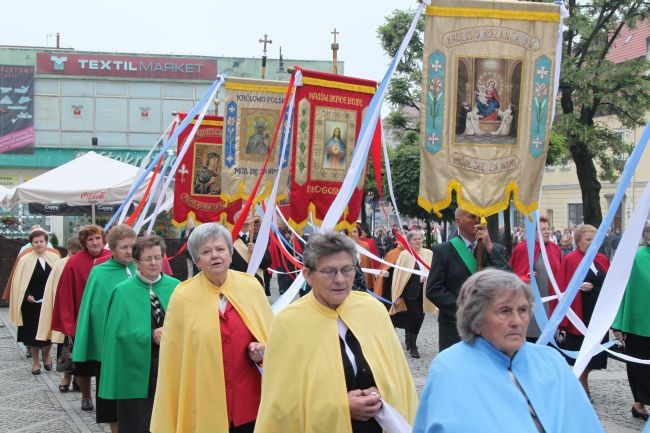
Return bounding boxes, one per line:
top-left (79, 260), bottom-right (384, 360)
top-left (151, 223), bottom-right (273, 433)
top-left (8, 228), bottom-right (60, 374)
top-left (255, 231), bottom-right (417, 433)
top-left (390, 230), bottom-right (435, 359)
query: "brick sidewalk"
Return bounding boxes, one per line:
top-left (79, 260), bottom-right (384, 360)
top-left (0, 308), bottom-right (109, 433)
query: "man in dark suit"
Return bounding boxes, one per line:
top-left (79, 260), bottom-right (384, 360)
top-left (426, 207), bottom-right (510, 352)
top-left (231, 211), bottom-right (272, 294)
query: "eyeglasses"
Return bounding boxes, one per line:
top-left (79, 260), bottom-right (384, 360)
top-left (138, 256), bottom-right (163, 263)
top-left (313, 265), bottom-right (356, 279)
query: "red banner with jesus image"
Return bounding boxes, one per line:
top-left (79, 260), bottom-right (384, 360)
top-left (288, 68), bottom-right (377, 232)
top-left (172, 114), bottom-right (240, 227)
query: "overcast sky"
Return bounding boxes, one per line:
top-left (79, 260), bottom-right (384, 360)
top-left (2, 0), bottom-right (418, 83)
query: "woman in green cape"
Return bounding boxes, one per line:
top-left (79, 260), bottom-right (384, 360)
top-left (98, 235), bottom-right (180, 433)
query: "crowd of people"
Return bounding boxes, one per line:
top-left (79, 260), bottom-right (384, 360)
top-left (1, 211), bottom-right (648, 432)
top-left (507, 223), bottom-right (624, 260)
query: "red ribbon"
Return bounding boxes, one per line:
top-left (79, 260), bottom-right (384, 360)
top-left (231, 72), bottom-right (297, 240)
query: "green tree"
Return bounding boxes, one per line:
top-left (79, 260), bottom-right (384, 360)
top-left (556, 0), bottom-right (650, 225)
top-left (378, 4), bottom-right (650, 228)
top-left (377, 9), bottom-right (425, 140)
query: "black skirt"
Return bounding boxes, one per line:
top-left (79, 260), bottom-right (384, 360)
top-left (625, 333), bottom-right (650, 404)
top-left (17, 261), bottom-right (51, 347)
top-left (560, 333), bottom-right (608, 370)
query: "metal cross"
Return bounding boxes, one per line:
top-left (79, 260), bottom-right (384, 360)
top-left (331, 28), bottom-right (339, 44)
top-left (259, 34), bottom-right (272, 56)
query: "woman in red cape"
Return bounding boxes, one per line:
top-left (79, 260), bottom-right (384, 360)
top-left (555, 223), bottom-right (610, 397)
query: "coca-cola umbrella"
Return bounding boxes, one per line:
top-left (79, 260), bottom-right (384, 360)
top-left (0, 185), bottom-right (8, 207)
top-left (2, 151), bottom-right (157, 224)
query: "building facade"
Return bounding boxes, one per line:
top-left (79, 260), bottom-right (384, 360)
top-left (0, 45), bottom-right (339, 238)
top-left (513, 20), bottom-right (650, 232)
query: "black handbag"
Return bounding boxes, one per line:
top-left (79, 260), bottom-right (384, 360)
top-left (56, 336), bottom-right (74, 373)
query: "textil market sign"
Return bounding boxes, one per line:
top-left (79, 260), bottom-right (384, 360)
top-left (36, 53), bottom-right (217, 80)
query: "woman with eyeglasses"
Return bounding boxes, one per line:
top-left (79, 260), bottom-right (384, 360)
top-left (151, 223), bottom-right (273, 433)
top-left (98, 235), bottom-right (179, 433)
top-left (390, 230), bottom-right (436, 359)
top-left (256, 232), bottom-right (417, 433)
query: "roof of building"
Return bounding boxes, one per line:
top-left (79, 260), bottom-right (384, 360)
top-left (606, 19), bottom-right (650, 64)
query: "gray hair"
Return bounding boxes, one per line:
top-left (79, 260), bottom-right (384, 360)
top-left (187, 223), bottom-right (233, 263)
top-left (456, 269), bottom-right (534, 343)
top-left (303, 231), bottom-right (358, 270)
top-left (133, 234), bottom-right (167, 260)
top-left (406, 230), bottom-right (421, 242)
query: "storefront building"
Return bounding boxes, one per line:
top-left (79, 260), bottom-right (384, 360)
top-left (0, 45), bottom-right (338, 239)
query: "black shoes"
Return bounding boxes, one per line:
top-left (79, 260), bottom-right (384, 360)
top-left (631, 407), bottom-right (649, 421)
top-left (406, 333), bottom-right (421, 358)
top-left (81, 398), bottom-right (94, 411)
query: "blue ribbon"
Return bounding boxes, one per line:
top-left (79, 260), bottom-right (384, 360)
top-left (365, 289), bottom-right (394, 306)
top-left (321, 3), bottom-right (424, 229)
top-left (538, 121), bottom-right (650, 345)
top-left (254, 203), bottom-right (303, 260)
top-left (105, 76), bottom-right (225, 230)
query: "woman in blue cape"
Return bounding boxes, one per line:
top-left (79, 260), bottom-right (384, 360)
top-left (412, 269), bottom-right (603, 433)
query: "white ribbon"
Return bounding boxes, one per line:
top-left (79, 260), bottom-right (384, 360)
top-left (573, 180), bottom-right (650, 374)
top-left (376, 399), bottom-right (412, 433)
top-left (272, 4), bottom-right (425, 315)
top-left (247, 72), bottom-right (298, 275)
top-left (117, 119), bottom-right (175, 225)
top-left (135, 76), bottom-right (224, 234)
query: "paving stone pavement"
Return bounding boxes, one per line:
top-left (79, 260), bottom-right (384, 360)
top-left (1, 294), bottom-right (647, 432)
top-left (0, 308), bottom-right (110, 433)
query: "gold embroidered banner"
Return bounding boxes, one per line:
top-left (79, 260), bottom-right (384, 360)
top-left (222, 78), bottom-right (289, 207)
top-left (418, 0), bottom-right (560, 217)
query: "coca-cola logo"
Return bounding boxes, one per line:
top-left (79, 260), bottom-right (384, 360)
top-left (80, 191), bottom-right (105, 201)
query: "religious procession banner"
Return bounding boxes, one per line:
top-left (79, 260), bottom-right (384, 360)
top-left (221, 78), bottom-right (289, 211)
top-left (289, 68), bottom-right (377, 232)
top-left (418, 0), bottom-right (561, 217)
top-left (173, 114), bottom-right (241, 226)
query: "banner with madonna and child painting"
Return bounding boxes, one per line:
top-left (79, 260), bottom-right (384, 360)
top-left (418, 0), bottom-right (561, 217)
top-left (288, 68), bottom-right (377, 232)
top-left (220, 77), bottom-right (290, 217)
top-left (172, 114), bottom-right (241, 227)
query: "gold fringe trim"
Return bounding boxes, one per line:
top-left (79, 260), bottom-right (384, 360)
top-left (301, 77), bottom-right (376, 95)
top-left (418, 179), bottom-right (538, 218)
top-left (287, 201), bottom-right (358, 234)
top-left (172, 210), bottom-right (228, 229)
top-left (225, 82), bottom-right (287, 93)
top-left (187, 119), bottom-right (223, 126)
top-left (426, 6), bottom-right (560, 23)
